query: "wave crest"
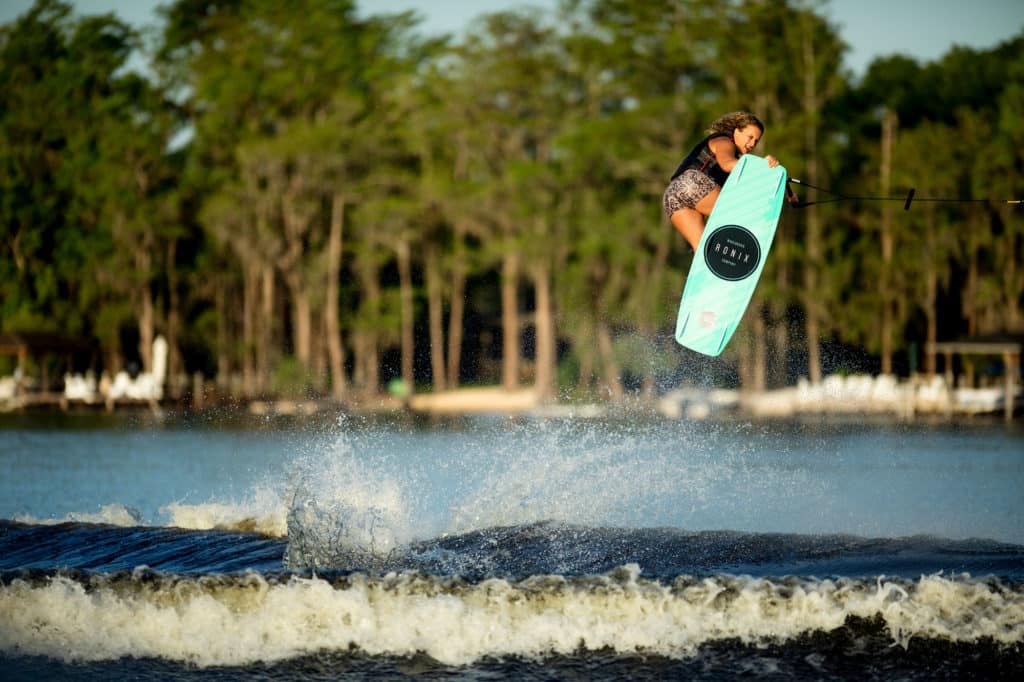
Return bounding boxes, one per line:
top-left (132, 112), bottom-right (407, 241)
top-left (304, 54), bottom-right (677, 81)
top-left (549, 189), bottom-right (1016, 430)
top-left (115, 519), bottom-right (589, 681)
top-left (2, 567), bottom-right (1021, 667)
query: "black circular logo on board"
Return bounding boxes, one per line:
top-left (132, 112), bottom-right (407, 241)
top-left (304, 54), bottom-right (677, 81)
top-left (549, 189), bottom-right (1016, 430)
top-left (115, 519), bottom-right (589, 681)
top-left (704, 225), bottom-right (761, 281)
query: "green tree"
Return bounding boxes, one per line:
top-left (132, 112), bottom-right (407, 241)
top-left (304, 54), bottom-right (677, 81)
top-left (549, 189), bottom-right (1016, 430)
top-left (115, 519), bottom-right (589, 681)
top-left (2, 1), bottom-right (179, 376)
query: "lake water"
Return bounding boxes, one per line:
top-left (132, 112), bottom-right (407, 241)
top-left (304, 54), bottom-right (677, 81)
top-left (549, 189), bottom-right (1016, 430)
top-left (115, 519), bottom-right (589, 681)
top-left (1, 412), bottom-right (1022, 679)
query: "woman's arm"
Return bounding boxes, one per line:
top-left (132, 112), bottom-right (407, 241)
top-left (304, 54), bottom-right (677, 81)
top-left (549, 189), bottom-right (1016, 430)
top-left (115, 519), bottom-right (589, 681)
top-left (708, 136), bottom-right (741, 172)
top-left (709, 135), bottom-right (782, 169)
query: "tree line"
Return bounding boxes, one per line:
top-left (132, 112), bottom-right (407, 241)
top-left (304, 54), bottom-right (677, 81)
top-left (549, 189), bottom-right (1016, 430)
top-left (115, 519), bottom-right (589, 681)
top-left (2, 0), bottom-right (1022, 402)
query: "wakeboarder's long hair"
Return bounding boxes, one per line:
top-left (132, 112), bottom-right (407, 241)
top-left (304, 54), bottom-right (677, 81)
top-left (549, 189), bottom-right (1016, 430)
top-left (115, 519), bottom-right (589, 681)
top-left (708, 111), bottom-right (765, 135)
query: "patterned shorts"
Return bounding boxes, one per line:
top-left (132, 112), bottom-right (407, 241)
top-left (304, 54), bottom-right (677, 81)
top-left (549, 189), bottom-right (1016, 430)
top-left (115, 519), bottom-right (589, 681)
top-left (662, 169), bottom-right (719, 218)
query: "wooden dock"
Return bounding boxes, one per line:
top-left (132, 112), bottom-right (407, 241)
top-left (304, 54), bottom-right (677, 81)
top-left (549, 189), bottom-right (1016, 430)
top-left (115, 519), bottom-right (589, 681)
top-left (928, 339), bottom-right (1021, 422)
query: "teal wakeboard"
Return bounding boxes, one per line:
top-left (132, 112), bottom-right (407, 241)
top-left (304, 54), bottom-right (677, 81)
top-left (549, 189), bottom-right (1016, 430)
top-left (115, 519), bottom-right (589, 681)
top-left (674, 154), bottom-right (787, 356)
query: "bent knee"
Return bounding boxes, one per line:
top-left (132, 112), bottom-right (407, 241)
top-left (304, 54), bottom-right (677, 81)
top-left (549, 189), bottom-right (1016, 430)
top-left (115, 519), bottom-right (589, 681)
top-left (670, 207), bottom-right (700, 228)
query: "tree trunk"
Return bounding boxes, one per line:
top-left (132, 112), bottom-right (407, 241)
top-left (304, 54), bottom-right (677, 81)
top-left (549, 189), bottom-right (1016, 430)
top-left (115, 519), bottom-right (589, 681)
top-left (531, 261), bottom-right (556, 401)
top-left (639, 325), bottom-right (656, 399)
top-left (501, 251), bottom-right (520, 390)
top-left (596, 319), bottom-right (623, 401)
top-left (215, 281), bottom-right (230, 390)
top-left (285, 271), bottom-right (312, 369)
top-left (771, 222), bottom-right (789, 389)
top-left (737, 333), bottom-right (753, 392)
top-left (921, 207), bottom-right (937, 375)
top-left (578, 332), bottom-right (595, 395)
top-left (752, 301), bottom-right (767, 392)
top-left (925, 272), bottom-right (938, 375)
top-left (259, 264), bottom-right (274, 394)
top-left (242, 260), bottom-right (259, 396)
top-left (165, 239), bottom-right (183, 398)
top-left (357, 259), bottom-right (381, 396)
top-left (771, 304), bottom-right (788, 388)
top-left (326, 193), bottom-right (346, 399)
top-left (804, 293), bottom-right (821, 383)
top-left (396, 238), bottom-right (415, 396)
top-left (446, 226), bottom-right (467, 388)
top-left (801, 30), bottom-right (822, 384)
top-left (135, 246), bottom-right (155, 374)
top-left (640, 211), bottom-right (672, 398)
top-left (965, 221), bottom-right (979, 336)
top-left (1001, 205), bottom-right (1021, 331)
top-left (352, 333), bottom-right (365, 391)
top-left (311, 312), bottom-right (327, 393)
top-left (280, 190), bottom-right (312, 367)
top-left (879, 109), bottom-right (897, 374)
top-left (425, 244), bottom-right (446, 391)
top-left (103, 344), bottom-right (123, 379)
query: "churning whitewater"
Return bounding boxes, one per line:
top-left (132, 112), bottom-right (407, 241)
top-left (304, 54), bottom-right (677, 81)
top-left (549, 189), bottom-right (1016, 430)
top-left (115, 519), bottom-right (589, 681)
top-left (2, 418), bottom-right (1023, 679)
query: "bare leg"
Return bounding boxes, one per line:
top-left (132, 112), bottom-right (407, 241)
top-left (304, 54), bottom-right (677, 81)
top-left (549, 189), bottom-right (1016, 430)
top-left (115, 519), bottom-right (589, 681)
top-left (670, 187), bottom-right (720, 251)
top-left (670, 208), bottom-right (704, 251)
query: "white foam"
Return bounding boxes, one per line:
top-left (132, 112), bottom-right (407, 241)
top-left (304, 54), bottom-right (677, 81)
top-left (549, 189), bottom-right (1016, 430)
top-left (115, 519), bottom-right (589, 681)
top-left (13, 504), bottom-right (142, 527)
top-left (1, 569), bottom-right (1020, 667)
top-left (162, 485), bottom-right (288, 537)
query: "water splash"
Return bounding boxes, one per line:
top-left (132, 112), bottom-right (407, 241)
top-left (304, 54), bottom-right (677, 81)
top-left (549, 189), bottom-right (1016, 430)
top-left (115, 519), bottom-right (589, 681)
top-left (283, 419), bottom-right (410, 569)
top-left (277, 417), bottom-right (828, 569)
top-left (448, 421), bottom-right (693, 532)
top-left (443, 419), bottom-right (799, 536)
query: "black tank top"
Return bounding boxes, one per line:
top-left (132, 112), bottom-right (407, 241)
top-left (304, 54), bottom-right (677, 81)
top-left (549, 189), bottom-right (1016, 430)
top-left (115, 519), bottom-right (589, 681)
top-left (670, 132), bottom-right (732, 186)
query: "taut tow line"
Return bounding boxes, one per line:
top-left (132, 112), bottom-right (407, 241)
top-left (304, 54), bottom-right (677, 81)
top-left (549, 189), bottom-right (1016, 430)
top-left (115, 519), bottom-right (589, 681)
top-left (787, 178), bottom-right (1022, 210)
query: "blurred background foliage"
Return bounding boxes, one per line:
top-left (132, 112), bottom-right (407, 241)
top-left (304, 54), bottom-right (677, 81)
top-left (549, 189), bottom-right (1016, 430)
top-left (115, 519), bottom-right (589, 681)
top-left (1, 0), bottom-right (1022, 401)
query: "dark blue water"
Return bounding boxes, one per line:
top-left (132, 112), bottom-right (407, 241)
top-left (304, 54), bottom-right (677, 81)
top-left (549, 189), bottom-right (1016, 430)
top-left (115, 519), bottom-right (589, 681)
top-left (1, 415), bottom-right (1022, 679)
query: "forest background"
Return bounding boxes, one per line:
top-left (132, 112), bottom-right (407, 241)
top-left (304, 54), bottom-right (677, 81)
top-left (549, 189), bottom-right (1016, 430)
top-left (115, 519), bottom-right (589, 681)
top-left (2, 0), bottom-right (1022, 403)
